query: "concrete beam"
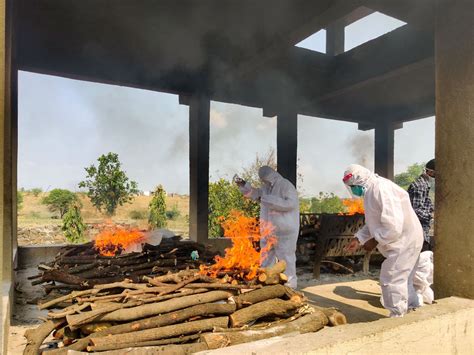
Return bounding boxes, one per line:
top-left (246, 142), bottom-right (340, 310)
top-left (277, 112), bottom-right (298, 186)
top-left (374, 122), bottom-right (394, 180)
top-left (326, 20), bottom-right (344, 56)
top-left (188, 95), bottom-right (210, 244)
top-left (434, 0), bottom-right (474, 299)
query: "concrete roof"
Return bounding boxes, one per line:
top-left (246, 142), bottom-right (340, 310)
top-left (16, 0), bottom-right (435, 126)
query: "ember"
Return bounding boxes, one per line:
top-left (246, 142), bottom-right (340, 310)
top-left (94, 226), bottom-right (146, 256)
top-left (341, 198), bottom-right (365, 215)
top-left (200, 210), bottom-right (277, 280)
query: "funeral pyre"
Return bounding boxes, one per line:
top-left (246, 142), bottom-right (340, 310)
top-left (24, 213), bottom-right (346, 354)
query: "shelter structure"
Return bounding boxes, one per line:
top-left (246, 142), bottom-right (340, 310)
top-left (1, 1), bottom-right (473, 351)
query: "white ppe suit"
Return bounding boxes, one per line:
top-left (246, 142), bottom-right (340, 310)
top-left (413, 251), bottom-right (434, 305)
top-left (343, 164), bottom-right (424, 317)
top-left (239, 166), bottom-right (300, 288)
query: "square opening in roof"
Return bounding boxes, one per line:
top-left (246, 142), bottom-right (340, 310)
top-left (345, 12), bottom-right (406, 52)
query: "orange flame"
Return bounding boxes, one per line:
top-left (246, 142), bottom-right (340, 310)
top-left (341, 198), bottom-right (365, 215)
top-left (200, 210), bottom-right (277, 280)
top-left (94, 225), bottom-right (146, 256)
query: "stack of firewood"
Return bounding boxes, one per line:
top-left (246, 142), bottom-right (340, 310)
top-left (24, 262), bottom-right (346, 355)
top-left (29, 237), bottom-right (216, 294)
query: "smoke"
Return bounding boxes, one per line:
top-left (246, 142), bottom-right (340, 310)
top-left (348, 133), bottom-right (374, 168)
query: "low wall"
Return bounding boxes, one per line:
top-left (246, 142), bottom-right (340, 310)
top-left (17, 244), bottom-right (67, 269)
top-left (199, 297), bottom-right (474, 355)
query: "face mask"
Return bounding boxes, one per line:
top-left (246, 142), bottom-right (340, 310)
top-left (351, 185), bottom-right (365, 197)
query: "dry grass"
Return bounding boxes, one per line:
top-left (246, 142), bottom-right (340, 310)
top-left (18, 193), bottom-right (190, 236)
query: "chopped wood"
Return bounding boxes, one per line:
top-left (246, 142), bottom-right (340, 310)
top-left (23, 318), bottom-right (64, 355)
top-left (48, 302), bottom-right (91, 318)
top-left (314, 306), bottom-right (347, 326)
top-left (90, 316), bottom-right (228, 348)
top-left (231, 284), bottom-right (287, 309)
top-left (258, 261), bottom-right (287, 285)
top-left (182, 283), bottom-right (261, 290)
top-left (229, 298), bottom-right (301, 327)
top-left (86, 334), bottom-right (201, 352)
top-left (88, 343), bottom-right (208, 355)
top-left (97, 290), bottom-right (232, 322)
top-left (38, 289), bottom-right (100, 310)
top-left (93, 281), bottom-right (149, 290)
top-left (158, 275), bottom-right (201, 296)
top-left (201, 311), bottom-right (328, 349)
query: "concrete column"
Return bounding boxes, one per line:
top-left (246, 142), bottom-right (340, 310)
top-left (434, 0), bottom-right (474, 299)
top-left (374, 122), bottom-right (394, 180)
top-left (277, 112), bottom-right (298, 186)
top-left (326, 21), bottom-right (345, 56)
top-left (188, 95), bottom-right (210, 243)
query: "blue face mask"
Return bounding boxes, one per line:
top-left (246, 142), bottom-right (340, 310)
top-left (351, 185), bottom-right (365, 197)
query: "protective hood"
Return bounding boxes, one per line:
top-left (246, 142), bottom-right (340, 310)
top-left (342, 164), bottom-right (373, 187)
top-left (258, 166), bottom-right (280, 185)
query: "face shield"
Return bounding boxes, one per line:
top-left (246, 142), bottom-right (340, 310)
top-left (343, 172), bottom-right (366, 198)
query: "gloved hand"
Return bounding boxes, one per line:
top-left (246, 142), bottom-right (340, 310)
top-left (363, 238), bottom-right (378, 251)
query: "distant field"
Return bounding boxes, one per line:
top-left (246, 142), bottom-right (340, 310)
top-left (18, 193), bottom-right (190, 237)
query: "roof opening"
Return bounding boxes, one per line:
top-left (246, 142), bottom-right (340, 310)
top-left (345, 12), bottom-right (406, 52)
top-left (294, 29), bottom-right (326, 54)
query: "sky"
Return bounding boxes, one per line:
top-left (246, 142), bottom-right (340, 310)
top-left (18, 12), bottom-right (435, 197)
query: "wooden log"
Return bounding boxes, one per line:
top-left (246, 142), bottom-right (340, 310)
top-left (88, 343), bottom-right (208, 355)
top-left (147, 270), bottom-right (197, 284)
top-left (87, 334), bottom-right (201, 352)
top-left (258, 261), bottom-right (286, 285)
top-left (314, 306), bottom-right (347, 326)
top-left (23, 318), bottom-right (64, 355)
top-left (158, 275), bottom-right (201, 296)
top-left (48, 302), bottom-right (91, 318)
top-left (201, 311), bottom-right (328, 349)
top-left (231, 284), bottom-right (287, 309)
top-left (93, 281), bottom-right (149, 290)
top-left (38, 289), bottom-right (100, 310)
top-left (181, 283), bottom-right (261, 290)
top-left (90, 316), bottom-right (228, 348)
top-left (229, 298), bottom-right (301, 328)
top-left (41, 269), bottom-right (88, 286)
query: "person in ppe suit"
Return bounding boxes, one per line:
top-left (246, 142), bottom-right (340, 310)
top-left (343, 164), bottom-right (424, 317)
top-left (235, 166), bottom-right (299, 288)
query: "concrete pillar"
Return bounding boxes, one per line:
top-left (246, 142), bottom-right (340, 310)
top-left (326, 21), bottom-right (345, 56)
top-left (374, 122), bottom-right (394, 180)
top-left (1, 0), bottom-right (15, 352)
top-left (188, 95), bottom-right (210, 243)
top-left (277, 112), bottom-right (298, 186)
top-left (434, 0), bottom-right (474, 299)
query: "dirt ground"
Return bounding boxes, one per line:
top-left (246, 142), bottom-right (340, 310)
top-left (7, 264), bottom-right (382, 354)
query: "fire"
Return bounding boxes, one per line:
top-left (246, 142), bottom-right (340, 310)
top-left (341, 198), bottom-right (365, 215)
top-left (200, 210), bottom-right (277, 280)
top-left (94, 225), bottom-right (146, 256)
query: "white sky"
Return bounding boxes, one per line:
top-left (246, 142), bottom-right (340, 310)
top-left (18, 12), bottom-right (435, 197)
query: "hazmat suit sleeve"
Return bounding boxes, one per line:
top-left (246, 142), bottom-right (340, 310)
top-left (239, 182), bottom-right (262, 201)
top-left (369, 187), bottom-right (404, 245)
top-left (355, 225), bottom-right (372, 244)
top-left (260, 183), bottom-right (298, 212)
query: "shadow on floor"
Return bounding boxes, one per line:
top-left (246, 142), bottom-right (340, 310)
top-left (333, 285), bottom-right (382, 308)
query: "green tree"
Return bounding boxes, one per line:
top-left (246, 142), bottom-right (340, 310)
top-left (309, 192), bottom-right (345, 214)
top-left (17, 190), bottom-right (24, 210)
top-left (62, 205), bottom-right (86, 243)
top-left (240, 149), bottom-right (277, 187)
top-left (79, 152), bottom-right (139, 216)
top-left (166, 204), bottom-right (181, 221)
top-left (42, 188), bottom-right (78, 218)
top-left (208, 179), bottom-right (259, 238)
top-left (394, 162), bottom-right (425, 190)
top-left (148, 185), bottom-right (167, 229)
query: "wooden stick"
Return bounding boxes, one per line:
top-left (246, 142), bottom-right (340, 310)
top-left (258, 261), bottom-right (286, 285)
top-left (23, 318), bottom-right (64, 355)
top-left (97, 290), bottom-right (232, 322)
top-left (182, 283), bottom-right (261, 290)
top-left (93, 281), bottom-right (149, 290)
top-left (38, 289), bottom-right (99, 310)
top-left (90, 316), bottom-right (228, 347)
top-left (47, 302), bottom-right (91, 318)
top-left (158, 275), bottom-right (201, 296)
top-left (314, 306), bottom-right (347, 326)
top-left (231, 284), bottom-right (287, 309)
top-left (89, 343), bottom-right (208, 355)
top-left (201, 311), bottom-right (328, 349)
top-left (229, 298), bottom-right (301, 328)
top-left (86, 334), bottom-right (201, 352)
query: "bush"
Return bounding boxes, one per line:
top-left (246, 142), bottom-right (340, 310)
top-left (28, 211), bottom-right (41, 219)
top-left (129, 209), bottom-right (147, 220)
top-left (31, 188), bottom-right (43, 197)
top-left (62, 205), bottom-right (86, 244)
top-left (208, 179), bottom-right (259, 238)
top-left (165, 204), bottom-right (181, 220)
